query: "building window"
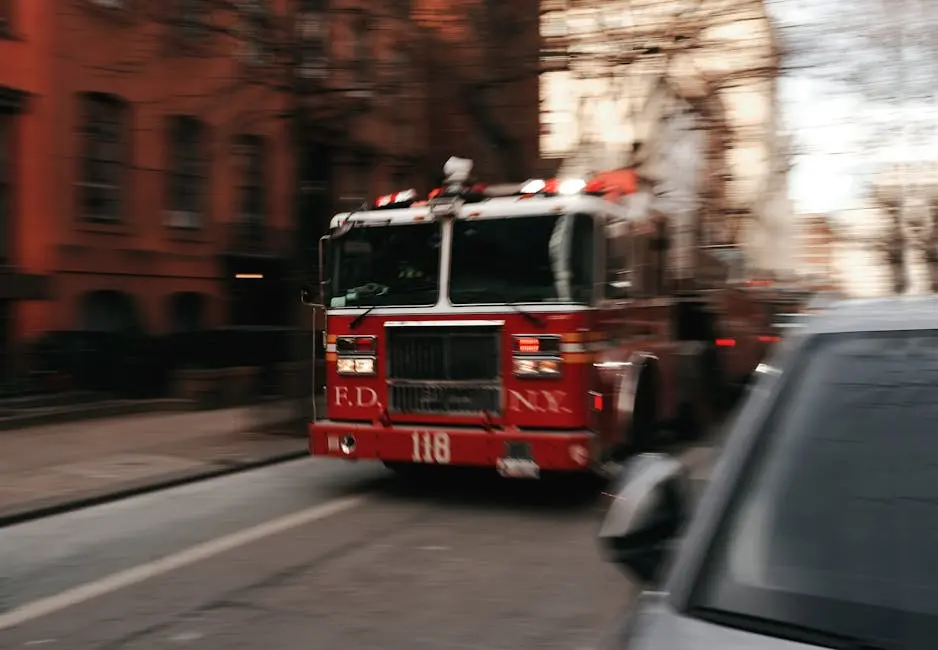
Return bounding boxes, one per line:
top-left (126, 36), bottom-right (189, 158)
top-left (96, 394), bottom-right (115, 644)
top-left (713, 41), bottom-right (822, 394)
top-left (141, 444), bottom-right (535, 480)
top-left (166, 115), bottom-right (206, 228)
top-left (178, 0), bottom-right (209, 40)
top-left (352, 160), bottom-right (370, 200)
top-left (0, 114), bottom-right (9, 264)
top-left (77, 93), bottom-right (128, 222)
top-left (350, 14), bottom-right (370, 79)
top-left (237, 0), bottom-right (271, 66)
top-left (297, 4), bottom-right (328, 80)
top-left (386, 47), bottom-right (408, 94)
top-left (0, 0), bottom-right (12, 37)
top-left (235, 135), bottom-right (265, 221)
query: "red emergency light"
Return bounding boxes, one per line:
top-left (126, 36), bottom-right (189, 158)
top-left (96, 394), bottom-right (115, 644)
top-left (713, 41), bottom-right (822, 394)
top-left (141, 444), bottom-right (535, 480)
top-left (516, 336), bottom-right (540, 353)
top-left (373, 189), bottom-right (418, 210)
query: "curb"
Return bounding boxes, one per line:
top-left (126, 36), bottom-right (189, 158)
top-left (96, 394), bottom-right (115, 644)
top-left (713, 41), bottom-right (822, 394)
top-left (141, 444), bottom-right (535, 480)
top-left (0, 399), bottom-right (193, 432)
top-left (0, 396), bottom-right (327, 433)
top-left (0, 449), bottom-right (310, 529)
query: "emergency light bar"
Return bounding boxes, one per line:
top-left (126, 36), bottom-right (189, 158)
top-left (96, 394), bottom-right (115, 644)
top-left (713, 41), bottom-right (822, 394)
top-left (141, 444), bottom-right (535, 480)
top-left (519, 177), bottom-right (604, 197)
top-left (373, 189), bottom-right (418, 210)
top-left (366, 158), bottom-right (634, 213)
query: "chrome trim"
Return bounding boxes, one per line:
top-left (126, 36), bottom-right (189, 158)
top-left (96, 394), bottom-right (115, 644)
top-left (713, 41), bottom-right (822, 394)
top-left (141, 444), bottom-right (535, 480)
top-left (336, 356), bottom-right (377, 376)
top-left (385, 321), bottom-right (502, 414)
top-left (387, 380), bottom-right (501, 415)
top-left (385, 319), bottom-right (506, 327)
top-left (514, 333), bottom-right (562, 340)
top-left (327, 304), bottom-right (592, 315)
top-left (512, 333), bottom-right (563, 356)
top-left (335, 334), bottom-right (377, 355)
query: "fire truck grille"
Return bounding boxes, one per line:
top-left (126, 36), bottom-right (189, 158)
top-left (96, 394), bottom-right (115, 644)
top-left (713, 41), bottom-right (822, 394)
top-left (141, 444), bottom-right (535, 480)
top-left (389, 382), bottom-right (500, 415)
top-left (386, 325), bottom-right (501, 415)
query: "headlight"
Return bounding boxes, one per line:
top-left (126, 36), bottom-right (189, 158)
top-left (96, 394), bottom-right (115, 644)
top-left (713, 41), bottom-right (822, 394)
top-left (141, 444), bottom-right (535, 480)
top-left (337, 357), bottom-right (376, 375)
top-left (513, 357), bottom-right (562, 378)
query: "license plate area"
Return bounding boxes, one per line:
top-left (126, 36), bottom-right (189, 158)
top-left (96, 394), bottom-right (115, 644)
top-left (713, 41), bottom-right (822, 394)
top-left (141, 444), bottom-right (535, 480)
top-left (496, 441), bottom-right (540, 479)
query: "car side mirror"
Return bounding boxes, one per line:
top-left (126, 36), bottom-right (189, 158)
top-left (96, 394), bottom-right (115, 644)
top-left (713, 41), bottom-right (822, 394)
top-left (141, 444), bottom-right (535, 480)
top-left (599, 453), bottom-right (691, 584)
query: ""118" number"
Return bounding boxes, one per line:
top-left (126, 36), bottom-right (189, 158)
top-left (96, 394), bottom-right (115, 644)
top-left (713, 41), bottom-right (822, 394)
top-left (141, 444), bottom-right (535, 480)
top-left (411, 431), bottom-right (451, 464)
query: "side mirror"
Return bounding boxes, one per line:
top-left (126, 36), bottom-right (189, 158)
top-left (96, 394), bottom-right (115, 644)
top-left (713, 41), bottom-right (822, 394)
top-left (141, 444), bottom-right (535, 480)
top-left (607, 270), bottom-right (632, 299)
top-left (300, 285), bottom-right (324, 308)
top-left (599, 453), bottom-right (691, 584)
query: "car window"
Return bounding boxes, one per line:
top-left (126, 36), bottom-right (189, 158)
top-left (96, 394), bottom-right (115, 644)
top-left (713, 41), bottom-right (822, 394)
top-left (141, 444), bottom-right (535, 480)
top-left (694, 331), bottom-right (938, 648)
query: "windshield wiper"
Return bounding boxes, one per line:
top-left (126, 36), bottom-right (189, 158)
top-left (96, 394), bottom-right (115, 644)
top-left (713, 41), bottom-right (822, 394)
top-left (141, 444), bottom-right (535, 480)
top-left (508, 303), bottom-right (545, 328)
top-left (450, 288), bottom-right (546, 327)
top-left (350, 305), bottom-right (377, 330)
top-left (349, 286), bottom-right (438, 329)
top-left (691, 606), bottom-right (894, 650)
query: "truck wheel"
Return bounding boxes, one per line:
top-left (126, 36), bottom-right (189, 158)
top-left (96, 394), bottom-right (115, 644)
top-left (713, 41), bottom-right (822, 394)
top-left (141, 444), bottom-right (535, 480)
top-left (383, 462), bottom-right (436, 483)
top-left (629, 371), bottom-right (658, 454)
top-left (675, 343), bottom-right (704, 442)
top-left (701, 343), bottom-right (727, 417)
top-left (676, 400), bottom-right (702, 442)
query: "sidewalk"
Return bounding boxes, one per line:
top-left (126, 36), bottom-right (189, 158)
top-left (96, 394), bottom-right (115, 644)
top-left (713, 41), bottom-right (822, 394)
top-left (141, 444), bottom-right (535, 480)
top-left (0, 398), bottom-right (324, 526)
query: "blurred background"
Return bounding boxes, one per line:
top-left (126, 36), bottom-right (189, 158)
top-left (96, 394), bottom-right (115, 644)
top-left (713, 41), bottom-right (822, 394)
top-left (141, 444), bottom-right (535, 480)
top-left (0, 0), bottom-right (932, 424)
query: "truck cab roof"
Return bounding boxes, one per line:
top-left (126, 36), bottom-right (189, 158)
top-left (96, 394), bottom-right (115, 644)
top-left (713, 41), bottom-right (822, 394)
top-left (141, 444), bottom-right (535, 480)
top-left (329, 194), bottom-right (631, 230)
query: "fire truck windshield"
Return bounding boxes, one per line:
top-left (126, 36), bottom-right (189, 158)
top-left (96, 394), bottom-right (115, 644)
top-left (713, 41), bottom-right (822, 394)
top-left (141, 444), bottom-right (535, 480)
top-left (449, 213), bottom-right (594, 305)
top-left (329, 223), bottom-right (441, 307)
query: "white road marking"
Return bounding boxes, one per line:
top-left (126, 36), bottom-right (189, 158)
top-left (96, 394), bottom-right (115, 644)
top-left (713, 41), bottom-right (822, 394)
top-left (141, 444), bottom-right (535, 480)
top-left (0, 495), bottom-right (367, 631)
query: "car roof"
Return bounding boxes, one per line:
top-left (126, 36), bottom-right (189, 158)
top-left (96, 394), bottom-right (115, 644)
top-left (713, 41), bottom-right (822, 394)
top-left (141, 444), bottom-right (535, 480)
top-left (805, 295), bottom-right (938, 335)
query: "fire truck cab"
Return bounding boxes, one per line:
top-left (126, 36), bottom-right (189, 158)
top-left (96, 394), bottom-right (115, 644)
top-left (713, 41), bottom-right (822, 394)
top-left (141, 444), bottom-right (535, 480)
top-left (307, 158), bottom-right (765, 478)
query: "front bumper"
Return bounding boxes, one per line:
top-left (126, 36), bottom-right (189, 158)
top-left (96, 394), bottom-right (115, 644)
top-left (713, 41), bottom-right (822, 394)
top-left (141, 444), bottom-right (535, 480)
top-left (309, 419), bottom-right (596, 473)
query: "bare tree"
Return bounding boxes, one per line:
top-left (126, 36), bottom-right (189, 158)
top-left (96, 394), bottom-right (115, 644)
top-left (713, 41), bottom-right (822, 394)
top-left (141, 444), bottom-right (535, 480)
top-left (775, 0), bottom-right (938, 292)
top-left (542, 0), bottom-right (786, 256)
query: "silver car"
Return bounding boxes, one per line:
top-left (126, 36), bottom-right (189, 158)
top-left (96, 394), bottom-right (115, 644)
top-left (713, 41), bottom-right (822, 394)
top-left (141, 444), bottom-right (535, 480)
top-left (599, 296), bottom-right (938, 650)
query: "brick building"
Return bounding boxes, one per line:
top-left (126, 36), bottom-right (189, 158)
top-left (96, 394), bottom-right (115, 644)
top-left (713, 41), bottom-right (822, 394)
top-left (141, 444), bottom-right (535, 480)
top-left (296, 1), bottom-right (430, 224)
top-left (414, 0), bottom-right (541, 183)
top-left (1, 0), bottom-right (295, 372)
top-left (0, 1), bottom-right (438, 383)
top-left (0, 0), bottom-right (541, 387)
top-left (1, 0), bottom-right (55, 383)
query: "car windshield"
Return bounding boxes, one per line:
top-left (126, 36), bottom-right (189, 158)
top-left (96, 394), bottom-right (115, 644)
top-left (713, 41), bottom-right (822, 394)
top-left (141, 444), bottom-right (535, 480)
top-left (329, 223), bottom-right (441, 307)
top-left (694, 331), bottom-right (938, 649)
top-left (449, 213), bottom-right (594, 305)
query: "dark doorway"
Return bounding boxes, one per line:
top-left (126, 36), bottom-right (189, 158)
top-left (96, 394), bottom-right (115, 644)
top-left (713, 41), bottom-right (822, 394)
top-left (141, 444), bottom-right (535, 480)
top-left (228, 269), bottom-right (288, 327)
top-left (168, 291), bottom-right (206, 332)
top-left (80, 290), bottom-right (141, 333)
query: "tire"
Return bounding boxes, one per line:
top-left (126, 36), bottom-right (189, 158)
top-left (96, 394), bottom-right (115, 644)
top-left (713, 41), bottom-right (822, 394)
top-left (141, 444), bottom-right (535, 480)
top-left (629, 370), bottom-right (658, 455)
top-left (700, 344), bottom-right (727, 416)
top-left (383, 461), bottom-right (435, 483)
top-left (675, 400), bottom-right (702, 442)
top-left (675, 344), bottom-right (704, 442)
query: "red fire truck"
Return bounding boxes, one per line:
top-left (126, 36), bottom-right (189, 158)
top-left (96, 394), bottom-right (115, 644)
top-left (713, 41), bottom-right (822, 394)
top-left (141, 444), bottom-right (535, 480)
top-left (305, 158), bottom-right (769, 478)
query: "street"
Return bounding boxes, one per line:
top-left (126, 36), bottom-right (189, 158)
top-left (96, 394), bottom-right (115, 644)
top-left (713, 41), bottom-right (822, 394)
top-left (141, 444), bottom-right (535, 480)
top-left (0, 446), bottom-right (717, 650)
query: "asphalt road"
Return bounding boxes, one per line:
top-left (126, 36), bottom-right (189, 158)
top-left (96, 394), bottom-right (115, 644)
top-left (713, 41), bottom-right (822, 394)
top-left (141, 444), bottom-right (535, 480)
top-left (0, 447), bottom-right (717, 650)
